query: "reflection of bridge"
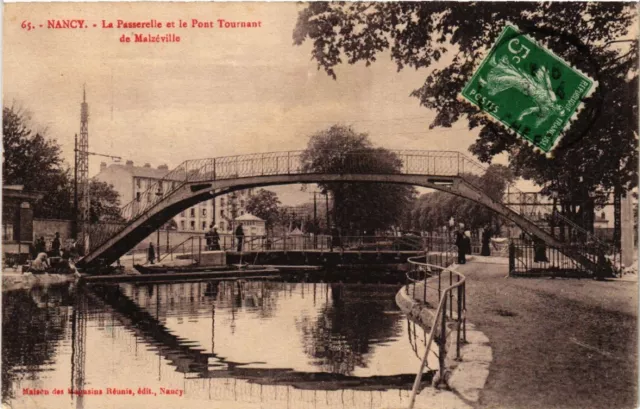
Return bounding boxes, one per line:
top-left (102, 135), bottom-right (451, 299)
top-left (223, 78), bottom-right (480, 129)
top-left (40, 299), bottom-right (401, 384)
top-left (77, 150), bottom-right (599, 273)
top-left (85, 282), bottom-right (428, 391)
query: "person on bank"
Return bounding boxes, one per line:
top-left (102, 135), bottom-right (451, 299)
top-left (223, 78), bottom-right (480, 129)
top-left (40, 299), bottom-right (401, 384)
top-left (205, 227), bottom-right (212, 251)
top-left (148, 242), bottom-right (156, 264)
top-left (30, 253), bottom-right (50, 273)
top-left (330, 226), bottom-right (342, 252)
top-left (210, 225), bottom-right (221, 250)
top-left (235, 223), bottom-right (244, 252)
top-left (35, 236), bottom-right (47, 255)
top-left (455, 223), bottom-right (467, 264)
top-left (51, 232), bottom-right (61, 257)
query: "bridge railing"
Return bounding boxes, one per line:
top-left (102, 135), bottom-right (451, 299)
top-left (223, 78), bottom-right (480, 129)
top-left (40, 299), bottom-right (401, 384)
top-left (404, 255), bottom-right (466, 407)
top-left (89, 150), bottom-right (481, 254)
top-left (85, 148), bottom-right (592, 268)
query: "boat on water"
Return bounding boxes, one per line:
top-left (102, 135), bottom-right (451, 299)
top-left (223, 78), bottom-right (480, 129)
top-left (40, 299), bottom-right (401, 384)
top-left (133, 263), bottom-right (267, 275)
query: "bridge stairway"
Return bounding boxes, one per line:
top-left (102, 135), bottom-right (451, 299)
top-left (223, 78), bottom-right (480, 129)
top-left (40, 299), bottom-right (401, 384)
top-left (453, 178), bottom-right (610, 276)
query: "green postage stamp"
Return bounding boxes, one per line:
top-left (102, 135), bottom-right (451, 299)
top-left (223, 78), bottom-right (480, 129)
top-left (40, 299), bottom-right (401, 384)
top-left (461, 25), bottom-right (596, 155)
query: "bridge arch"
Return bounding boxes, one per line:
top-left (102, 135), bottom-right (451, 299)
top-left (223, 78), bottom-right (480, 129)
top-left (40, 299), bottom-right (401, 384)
top-left (78, 150), bottom-right (594, 272)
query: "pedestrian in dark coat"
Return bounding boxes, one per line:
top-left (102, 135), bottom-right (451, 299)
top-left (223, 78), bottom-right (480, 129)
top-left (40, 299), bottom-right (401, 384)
top-left (455, 224), bottom-right (466, 264)
top-left (235, 223), bottom-right (244, 252)
top-left (533, 236), bottom-right (549, 263)
top-left (481, 226), bottom-right (492, 256)
top-left (148, 242), bottom-right (156, 264)
top-left (211, 225), bottom-right (221, 250)
top-left (330, 227), bottom-right (341, 252)
top-left (35, 237), bottom-right (46, 255)
top-left (51, 232), bottom-right (61, 257)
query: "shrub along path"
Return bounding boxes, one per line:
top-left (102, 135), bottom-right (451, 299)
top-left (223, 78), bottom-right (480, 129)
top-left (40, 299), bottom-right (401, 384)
top-left (457, 261), bottom-right (637, 409)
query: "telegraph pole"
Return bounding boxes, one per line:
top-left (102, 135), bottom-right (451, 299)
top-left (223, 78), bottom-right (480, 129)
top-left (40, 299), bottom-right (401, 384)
top-left (325, 190), bottom-right (330, 232)
top-left (73, 134), bottom-right (79, 239)
top-left (313, 192), bottom-right (318, 248)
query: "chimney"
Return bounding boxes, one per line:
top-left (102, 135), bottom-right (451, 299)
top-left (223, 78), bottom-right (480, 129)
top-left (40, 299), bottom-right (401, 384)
top-left (144, 163), bottom-right (151, 168)
top-left (158, 164), bottom-right (169, 171)
top-left (126, 160), bottom-right (134, 167)
top-left (100, 162), bottom-right (107, 172)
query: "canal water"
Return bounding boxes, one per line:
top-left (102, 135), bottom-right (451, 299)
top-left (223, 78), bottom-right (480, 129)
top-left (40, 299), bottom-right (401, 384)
top-left (3, 276), bottom-right (437, 409)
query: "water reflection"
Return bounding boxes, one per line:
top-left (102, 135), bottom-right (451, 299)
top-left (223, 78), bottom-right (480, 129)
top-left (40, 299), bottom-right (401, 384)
top-left (3, 278), bottom-right (436, 409)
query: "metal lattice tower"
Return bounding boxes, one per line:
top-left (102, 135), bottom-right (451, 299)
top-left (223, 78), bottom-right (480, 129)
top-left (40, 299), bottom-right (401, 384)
top-left (79, 86), bottom-right (90, 252)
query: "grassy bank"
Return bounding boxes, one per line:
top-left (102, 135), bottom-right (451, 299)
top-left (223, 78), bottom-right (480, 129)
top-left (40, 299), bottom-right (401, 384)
top-left (457, 261), bottom-right (637, 409)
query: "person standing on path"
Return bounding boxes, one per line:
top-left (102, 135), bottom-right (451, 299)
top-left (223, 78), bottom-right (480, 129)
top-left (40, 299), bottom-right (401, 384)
top-left (235, 223), bottom-right (244, 252)
top-left (455, 223), bottom-right (466, 264)
top-left (148, 242), bottom-right (156, 264)
top-left (481, 225), bottom-right (492, 256)
top-left (463, 230), bottom-right (472, 260)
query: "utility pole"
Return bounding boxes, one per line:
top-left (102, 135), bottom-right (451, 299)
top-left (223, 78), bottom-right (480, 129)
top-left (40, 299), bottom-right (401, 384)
top-left (313, 192), bottom-right (318, 249)
top-left (73, 134), bottom-right (79, 239)
top-left (325, 190), bottom-right (330, 232)
top-left (78, 86), bottom-right (90, 254)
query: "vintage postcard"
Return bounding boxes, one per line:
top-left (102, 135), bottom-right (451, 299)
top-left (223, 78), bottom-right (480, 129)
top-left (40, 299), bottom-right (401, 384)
top-left (2, 2), bottom-right (638, 409)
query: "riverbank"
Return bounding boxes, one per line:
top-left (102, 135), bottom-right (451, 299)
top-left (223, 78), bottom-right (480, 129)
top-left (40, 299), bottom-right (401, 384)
top-left (395, 273), bottom-right (493, 407)
top-left (3, 272), bottom-right (77, 292)
top-left (458, 260), bottom-right (638, 409)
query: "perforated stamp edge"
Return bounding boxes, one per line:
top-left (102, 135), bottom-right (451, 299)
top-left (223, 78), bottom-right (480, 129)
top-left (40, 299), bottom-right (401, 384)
top-left (457, 23), bottom-right (598, 158)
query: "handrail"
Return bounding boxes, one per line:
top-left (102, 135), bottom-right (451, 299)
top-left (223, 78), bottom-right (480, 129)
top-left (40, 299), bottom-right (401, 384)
top-left (551, 210), bottom-right (613, 251)
top-left (405, 256), bottom-right (466, 409)
top-left (157, 235), bottom-right (201, 264)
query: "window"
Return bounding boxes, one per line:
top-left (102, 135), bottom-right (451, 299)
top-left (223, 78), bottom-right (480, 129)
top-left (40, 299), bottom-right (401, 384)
top-left (136, 178), bottom-right (141, 188)
top-left (220, 209), bottom-right (225, 217)
top-left (202, 221), bottom-right (206, 230)
top-left (180, 221), bottom-right (185, 230)
top-left (220, 222), bottom-right (225, 231)
top-left (180, 211), bottom-right (185, 217)
top-left (240, 200), bottom-right (245, 207)
top-left (220, 198), bottom-right (225, 207)
top-left (240, 210), bottom-right (245, 216)
top-left (190, 221), bottom-right (195, 230)
top-left (190, 208), bottom-right (195, 218)
top-left (136, 192), bottom-right (141, 202)
top-left (2, 224), bottom-right (13, 241)
top-left (202, 208), bottom-right (206, 217)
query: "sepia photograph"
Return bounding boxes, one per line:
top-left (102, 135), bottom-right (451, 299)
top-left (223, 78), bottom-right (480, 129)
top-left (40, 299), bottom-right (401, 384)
top-left (1, 2), bottom-right (638, 409)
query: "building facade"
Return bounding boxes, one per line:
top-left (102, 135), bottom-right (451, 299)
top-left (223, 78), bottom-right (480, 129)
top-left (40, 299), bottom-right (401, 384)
top-left (94, 161), bottom-right (254, 233)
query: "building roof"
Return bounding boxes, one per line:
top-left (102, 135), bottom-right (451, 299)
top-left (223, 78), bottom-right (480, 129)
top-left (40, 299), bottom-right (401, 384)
top-left (235, 213), bottom-right (263, 222)
top-left (101, 164), bottom-right (171, 180)
top-left (2, 186), bottom-right (43, 201)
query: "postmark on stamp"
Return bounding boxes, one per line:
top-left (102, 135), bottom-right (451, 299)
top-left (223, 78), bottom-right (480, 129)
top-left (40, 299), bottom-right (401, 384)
top-left (460, 25), bottom-right (597, 156)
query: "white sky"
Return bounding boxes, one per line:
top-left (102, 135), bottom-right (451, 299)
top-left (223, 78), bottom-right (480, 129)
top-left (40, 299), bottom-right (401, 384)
top-left (3, 2), bottom-right (539, 205)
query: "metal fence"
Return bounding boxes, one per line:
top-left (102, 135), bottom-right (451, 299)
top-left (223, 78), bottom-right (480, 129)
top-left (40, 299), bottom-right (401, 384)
top-left (508, 240), bottom-right (613, 277)
top-left (404, 255), bottom-right (466, 407)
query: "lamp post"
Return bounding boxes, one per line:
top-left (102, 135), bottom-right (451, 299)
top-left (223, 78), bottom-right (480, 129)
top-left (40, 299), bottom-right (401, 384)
top-left (448, 217), bottom-right (455, 252)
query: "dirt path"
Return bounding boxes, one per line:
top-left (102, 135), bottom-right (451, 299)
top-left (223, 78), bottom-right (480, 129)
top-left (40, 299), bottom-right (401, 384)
top-left (457, 261), bottom-right (637, 409)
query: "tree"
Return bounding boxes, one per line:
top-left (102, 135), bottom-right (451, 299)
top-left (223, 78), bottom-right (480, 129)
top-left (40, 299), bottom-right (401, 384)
top-left (410, 164), bottom-right (514, 232)
top-left (3, 105), bottom-right (123, 222)
top-left (84, 180), bottom-right (123, 223)
top-left (245, 189), bottom-right (281, 233)
top-left (3, 106), bottom-right (72, 218)
top-left (294, 3), bottom-right (638, 231)
top-left (300, 125), bottom-right (416, 234)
